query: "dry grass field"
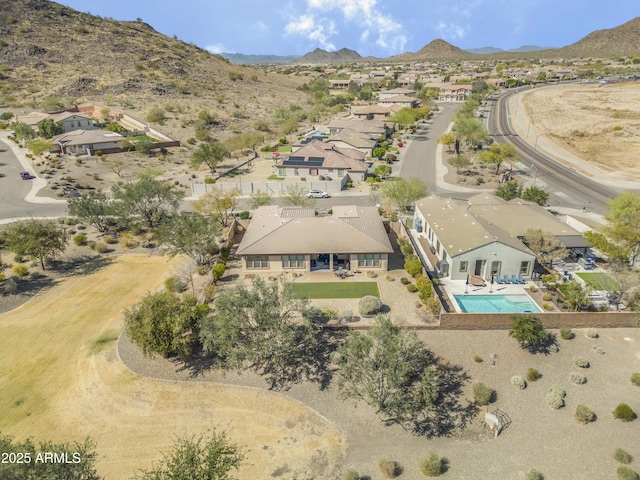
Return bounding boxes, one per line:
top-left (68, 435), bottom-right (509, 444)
top-left (0, 254), bottom-right (344, 480)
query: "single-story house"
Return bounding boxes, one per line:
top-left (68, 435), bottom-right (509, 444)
top-left (412, 193), bottom-right (586, 280)
top-left (351, 105), bottom-right (394, 120)
top-left (49, 112), bottom-right (97, 132)
top-left (327, 118), bottom-right (391, 137)
top-left (377, 95), bottom-right (420, 109)
top-left (50, 129), bottom-right (124, 155)
top-left (378, 87), bottom-right (416, 100)
top-left (237, 205), bottom-right (393, 272)
top-left (275, 139), bottom-right (369, 182)
top-left (324, 129), bottom-right (378, 157)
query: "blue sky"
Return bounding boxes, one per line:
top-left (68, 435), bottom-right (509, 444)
top-left (59, 0), bottom-right (638, 56)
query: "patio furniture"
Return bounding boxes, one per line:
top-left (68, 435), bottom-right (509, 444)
top-left (502, 274), bottom-right (511, 284)
top-left (511, 274), bottom-right (519, 284)
top-left (335, 268), bottom-right (349, 279)
top-left (496, 275), bottom-right (504, 285)
top-left (517, 275), bottom-right (526, 284)
top-left (469, 274), bottom-right (486, 287)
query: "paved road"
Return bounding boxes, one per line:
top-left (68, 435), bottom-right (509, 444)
top-left (0, 136), bottom-right (67, 223)
top-left (488, 89), bottom-right (626, 215)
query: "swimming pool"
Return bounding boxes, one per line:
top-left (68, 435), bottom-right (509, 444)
top-left (454, 294), bottom-right (541, 313)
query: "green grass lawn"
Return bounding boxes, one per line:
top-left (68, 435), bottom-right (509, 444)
top-left (266, 174), bottom-right (285, 181)
top-left (292, 282), bottom-right (380, 299)
top-left (575, 272), bottom-right (619, 290)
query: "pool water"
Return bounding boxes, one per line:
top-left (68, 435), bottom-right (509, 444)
top-left (454, 294), bottom-right (541, 313)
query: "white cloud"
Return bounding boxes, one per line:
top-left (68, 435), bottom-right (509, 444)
top-left (205, 43), bottom-right (225, 54)
top-left (435, 21), bottom-right (468, 41)
top-left (254, 20), bottom-right (269, 34)
top-left (285, 0), bottom-right (406, 54)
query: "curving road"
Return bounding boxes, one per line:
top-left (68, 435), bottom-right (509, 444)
top-left (487, 89), bottom-right (624, 215)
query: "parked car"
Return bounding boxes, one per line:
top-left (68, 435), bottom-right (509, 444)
top-left (308, 189), bottom-right (330, 198)
top-left (20, 171), bottom-right (32, 180)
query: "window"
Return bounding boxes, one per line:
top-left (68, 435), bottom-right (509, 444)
top-left (246, 256), bottom-right (269, 269)
top-left (519, 261), bottom-right (530, 275)
top-left (282, 255), bottom-right (304, 269)
top-left (490, 260), bottom-right (502, 275)
top-left (294, 168), bottom-right (299, 176)
top-left (309, 168), bottom-right (318, 176)
top-left (459, 261), bottom-right (468, 273)
top-left (277, 167), bottom-right (287, 176)
top-left (358, 253), bottom-right (381, 268)
top-left (337, 169), bottom-right (345, 177)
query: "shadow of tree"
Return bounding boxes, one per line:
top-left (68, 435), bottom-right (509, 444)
top-left (411, 358), bottom-right (478, 438)
top-left (2, 273), bottom-right (57, 298)
top-left (527, 332), bottom-right (558, 355)
top-left (50, 255), bottom-right (114, 277)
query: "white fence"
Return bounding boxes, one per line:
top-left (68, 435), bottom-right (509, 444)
top-left (191, 178), bottom-right (348, 197)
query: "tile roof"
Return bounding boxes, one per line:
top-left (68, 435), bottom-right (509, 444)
top-left (51, 129), bottom-right (123, 146)
top-left (276, 139), bottom-right (368, 172)
top-left (237, 205), bottom-right (393, 256)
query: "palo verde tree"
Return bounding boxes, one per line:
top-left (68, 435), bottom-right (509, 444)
top-left (191, 141), bottom-right (230, 175)
top-left (68, 190), bottom-right (115, 233)
top-left (36, 118), bottom-right (64, 138)
top-left (11, 122), bottom-right (36, 143)
top-left (448, 153), bottom-right (472, 174)
top-left (157, 212), bottom-right (222, 266)
top-left (199, 277), bottom-right (320, 389)
top-left (281, 183), bottom-right (315, 208)
top-left (522, 186), bottom-right (549, 206)
top-left (111, 174), bottom-right (184, 229)
top-left (3, 219), bottom-right (68, 270)
top-left (132, 430), bottom-right (244, 480)
top-left (523, 228), bottom-right (568, 268)
top-left (604, 191), bottom-right (640, 265)
top-left (494, 180), bottom-right (523, 201)
top-left (193, 188), bottom-right (241, 227)
top-left (380, 177), bottom-right (427, 214)
top-left (26, 138), bottom-right (53, 159)
top-left (479, 142), bottom-right (519, 175)
top-left (125, 291), bottom-right (209, 360)
top-left (438, 132), bottom-right (456, 153)
top-left (335, 315), bottom-right (441, 432)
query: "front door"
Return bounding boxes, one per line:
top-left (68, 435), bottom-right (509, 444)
top-left (474, 259), bottom-right (486, 276)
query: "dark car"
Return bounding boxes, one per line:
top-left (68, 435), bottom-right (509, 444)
top-left (20, 172), bottom-right (32, 180)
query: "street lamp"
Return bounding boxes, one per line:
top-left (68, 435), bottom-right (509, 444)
top-left (531, 133), bottom-right (548, 187)
top-left (530, 164), bottom-right (538, 188)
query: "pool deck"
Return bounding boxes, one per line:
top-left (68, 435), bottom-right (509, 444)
top-left (442, 278), bottom-right (538, 313)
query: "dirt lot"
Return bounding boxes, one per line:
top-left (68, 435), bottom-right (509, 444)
top-left (520, 82), bottom-right (640, 180)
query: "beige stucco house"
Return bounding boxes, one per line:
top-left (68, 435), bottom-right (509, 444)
top-left (50, 129), bottom-right (124, 155)
top-left (237, 205), bottom-right (393, 273)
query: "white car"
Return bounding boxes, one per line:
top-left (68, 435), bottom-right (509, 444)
top-left (308, 189), bottom-right (330, 198)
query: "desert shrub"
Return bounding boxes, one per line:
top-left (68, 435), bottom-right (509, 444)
top-left (119, 232), bottom-right (139, 249)
top-left (416, 276), bottom-right (432, 291)
top-left (419, 453), bottom-right (442, 477)
top-left (614, 448), bottom-right (634, 464)
top-left (12, 264), bottom-right (29, 277)
top-left (202, 284), bottom-right (216, 303)
top-left (570, 372), bottom-right (587, 385)
top-left (140, 238), bottom-right (151, 248)
top-left (146, 106), bottom-right (166, 124)
top-left (575, 404), bottom-right (596, 423)
top-left (511, 375), bottom-right (527, 390)
top-left (204, 176), bottom-right (216, 184)
top-left (73, 233), bottom-right (87, 246)
top-left (366, 270), bottom-right (378, 278)
top-left (617, 466), bottom-right (639, 480)
top-left (560, 326), bottom-right (574, 340)
top-left (359, 295), bottom-right (382, 316)
top-left (630, 373), bottom-right (640, 387)
top-left (525, 469), bottom-right (544, 480)
top-left (197, 264), bottom-right (210, 276)
top-left (385, 274), bottom-right (395, 282)
top-left (238, 211), bottom-right (250, 220)
top-left (400, 277), bottom-right (410, 285)
top-left (13, 254), bottom-right (24, 263)
top-left (546, 386), bottom-right (566, 410)
top-left (219, 247), bottom-right (231, 261)
top-left (613, 403), bottom-right (636, 422)
top-left (103, 235), bottom-right (116, 244)
top-left (87, 240), bottom-right (97, 250)
top-left (407, 283), bottom-right (418, 293)
top-left (586, 328), bottom-right (599, 338)
top-left (342, 469), bottom-right (360, 480)
top-left (542, 302), bottom-right (554, 311)
top-left (574, 356), bottom-right (590, 368)
top-left (529, 284), bottom-right (538, 293)
top-left (542, 293), bottom-right (552, 301)
top-left (164, 276), bottom-right (185, 293)
top-left (526, 368), bottom-right (541, 382)
top-left (378, 458), bottom-right (400, 479)
top-left (95, 242), bottom-right (109, 254)
top-left (0, 272), bottom-right (5, 282)
top-left (472, 382), bottom-right (493, 406)
top-left (473, 354), bottom-right (483, 363)
top-left (404, 259), bottom-right (423, 277)
top-left (76, 224), bottom-right (86, 230)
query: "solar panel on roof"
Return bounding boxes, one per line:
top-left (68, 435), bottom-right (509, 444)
top-left (307, 157), bottom-right (325, 166)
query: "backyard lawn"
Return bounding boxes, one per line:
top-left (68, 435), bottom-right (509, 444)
top-left (292, 281), bottom-right (380, 299)
top-left (575, 272), bottom-right (618, 290)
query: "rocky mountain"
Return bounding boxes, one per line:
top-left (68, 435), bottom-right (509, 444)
top-left (392, 39), bottom-right (479, 61)
top-left (0, 0), bottom-right (308, 135)
top-left (466, 46), bottom-right (504, 54)
top-left (558, 16), bottom-right (640, 56)
top-left (221, 52), bottom-right (301, 64)
top-left (293, 47), bottom-right (363, 64)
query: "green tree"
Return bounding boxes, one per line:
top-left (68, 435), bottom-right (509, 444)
top-left (393, 108), bottom-right (418, 129)
top-left (146, 106), bottom-right (166, 124)
top-left (335, 315), bottom-right (440, 430)
top-left (135, 138), bottom-right (155, 155)
top-left (509, 314), bottom-right (549, 350)
top-left (26, 138), bottom-right (53, 158)
top-left (111, 176), bottom-right (184, 229)
top-left (605, 191), bottom-right (640, 264)
top-left (438, 132), bottom-right (456, 153)
top-left (558, 280), bottom-right (592, 311)
top-left (212, 263), bottom-right (226, 284)
top-left (125, 291), bottom-right (209, 359)
top-left (132, 431), bottom-right (244, 480)
top-left (380, 177), bottom-right (427, 213)
top-left (193, 188), bottom-right (241, 227)
top-left (374, 164), bottom-right (392, 178)
top-left (479, 143), bottom-right (519, 175)
top-left (282, 184), bottom-right (315, 208)
top-left (522, 186), bottom-right (549, 206)
top-left (11, 122), bottom-right (36, 143)
top-left (248, 191), bottom-right (272, 209)
top-left (68, 190), bottom-right (116, 233)
top-left (157, 213), bottom-right (221, 266)
top-left (494, 180), bottom-right (523, 201)
top-left (452, 115), bottom-right (488, 150)
top-left (199, 278), bottom-right (319, 389)
top-left (36, 118), bottom-right (64, 138)
top-left (191, 141), bottom-right (229, 175)
top-left (42, 96), bottom-right (64, 111)
top-left (448, 154), bottom-right (472, 173)
top-left (4, 219), bottom-right (68, 269)
top-left (523, 228), bottom-right (568, 267)
top-left (0, 433), bottom-right (101, 480)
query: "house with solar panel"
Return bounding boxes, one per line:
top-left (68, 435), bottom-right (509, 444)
top-left (236, 205), bottom-right (393, 273)
top-left (274, 139), bottom-right (371, 183)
